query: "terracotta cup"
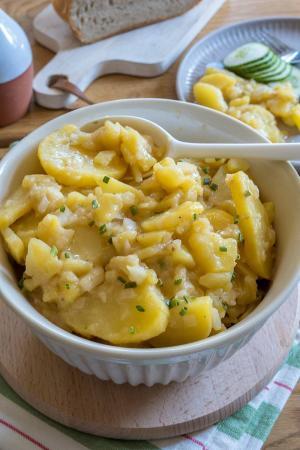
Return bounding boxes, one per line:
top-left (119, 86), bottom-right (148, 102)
top-left (0, 9), bottom-right (33, 127)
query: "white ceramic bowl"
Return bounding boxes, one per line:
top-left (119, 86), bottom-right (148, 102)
top-left (0, 99), bottom-right (299, 386)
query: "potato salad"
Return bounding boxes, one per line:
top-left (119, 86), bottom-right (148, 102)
top-left (0, 121), bottom-right (276, 347)
top-left (193, 67), bottom-right (300, 143)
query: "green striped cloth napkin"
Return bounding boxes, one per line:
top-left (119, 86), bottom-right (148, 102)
top-left (0, 330), bottom-right (299, 450)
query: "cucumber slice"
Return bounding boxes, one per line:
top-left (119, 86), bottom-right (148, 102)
top-left (237, 59), bottom-right (281, 79)
top-left (286, 66), bottom-right (300, 97)
top-left (257, 64), bottom-right (292, 82)
top-left (233, 52), bottom-right (276, 73)
top-left (224, 43), bottom-right (270, 69)
top-left (237, 54), bottom-right (280, 75)
top-left (246, 59), bottom-right (287, 80)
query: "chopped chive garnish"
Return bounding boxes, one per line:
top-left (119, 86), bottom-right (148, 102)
top-left (64, 252), bottom-right (71, 259)
top-left (92, 199), bottom-right (99, 209)
top-left (88, 220), bottom-right (95, 227)
top-left (231, 271), bottom-right (236, 282)
top-left (157, 279), bottom-right (163, 288)
top-left (125, 281), bottom-right (137, 289)
top-left (168, 297), bottom-right (180, 309)
top-left (219, 246), bottom-right (227, 252)
top-left (99, 224), bottom-right (107, 234)
top-left (244, 190), bottom-right (251, 197)
top-left (179, 306), bottom-right (188, 316)
top-left (18, 276), bottom-right (24, 289)
top-left (174, 278), bottom-right (182, 285)
top-left (183, 295), bottom-right (189, 303)
top-left (236, 254), bottom-right (241, 261)
top-left (234, 214), bottom-right (239, 224)
top-left (203, 167), bottom-right (209, 174)
top-left (65, 283), bottom-right (70, 290)
top-left (108, 236), bottom-right (113, 244)
top-left (136, 305), bottom-right (145, 312)
top-left (103, 176), bottom-right (110, 184)
top-left (117, 276), bottom-right (126, 284)
top-left (50, 246), bottom-right (58, 257)
top-left (193, 213), bottom-right (198, 221)
top-left (60, 206), bottom-right (66, 212)
top-left (130, 205), bottom-right (138, 216)
top-left (203, 177), bottom-right (211, 186)
top-left (210, 183), bottom-right (218, 191)
top-left (128, 326), bottom-right (136, 334)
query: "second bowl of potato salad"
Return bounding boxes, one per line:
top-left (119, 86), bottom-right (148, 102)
top-left (0, 99), bottom-right (299, 385)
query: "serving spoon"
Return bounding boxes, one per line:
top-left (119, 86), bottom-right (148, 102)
top-left (82, 115), bottom-right (300, 161)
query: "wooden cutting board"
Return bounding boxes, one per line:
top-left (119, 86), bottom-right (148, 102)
top-left (32, 0), bottom-right (226, 109)
top-left (0, 290), bottom-right (298, 440)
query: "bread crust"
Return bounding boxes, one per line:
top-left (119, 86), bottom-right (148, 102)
top-left (52, 0), bottom-right (70, 21)
top-left (52, 0), bottom-right (201, 44)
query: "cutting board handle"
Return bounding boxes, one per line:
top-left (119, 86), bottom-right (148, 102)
top-left (33, 47), bottom-right (170, 109)
top-left (33, 50), bottom-right (107, 109)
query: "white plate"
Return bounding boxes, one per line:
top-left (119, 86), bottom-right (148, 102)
top-left (176, 16), bottom-right (300, 172)
top-left (177, 16), bottom-right (300, 101)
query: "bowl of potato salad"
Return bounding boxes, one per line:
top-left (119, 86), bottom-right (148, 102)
top-left (0, 99), bottom-right (299, 386)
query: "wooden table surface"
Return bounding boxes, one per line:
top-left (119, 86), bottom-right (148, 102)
top-left (0, 0), bottom-right (299, 448)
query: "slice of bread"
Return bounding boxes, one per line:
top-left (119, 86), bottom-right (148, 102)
top-left (52, 0), bottom-right (201, 44)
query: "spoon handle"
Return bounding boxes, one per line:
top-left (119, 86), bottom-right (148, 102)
top-left (169, 141), bottom-right (300, 161)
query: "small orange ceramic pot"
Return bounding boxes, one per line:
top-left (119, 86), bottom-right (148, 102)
top-left (0, 9), bottom-right (33, 127)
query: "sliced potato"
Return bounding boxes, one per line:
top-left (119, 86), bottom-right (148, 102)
top-left (37, 214), bottom-right (74, 250)
top-left (201, 208), bottom-right (233, 231)
top-left (226, 171), bottom-right (275, 279)
top-left (63, 257), bottom-right (93, 276)
top-left (22, 174), bottom-right (64, 214)
top-left (168, 240), bottom-right (195, 268)
top-left (24, 238), bottom-right (63, 291)
top-left (63, 284), bottom-right (169, 345)
top-left (0, 188), bottom-right (32, 230)
top-left (200, 72), bottom-right (237, 92)
top-left (42, 271), bottom-right (81, 307)
top-left (92, 120), bottom-right (122, 151)
top-left (97, 175), bottom-right (142, 198)
top-left (121, 126), bottom-right (157, 173)
top-left (38, 125), bottom-right (127, 187)
top-left (142, 201), bottom-right (203, 232)
top-left (198, 272), bottom-right (232, 290)
top-left (69, 225), bottom-right (115, 265)
top-left (193, 82), bottom-right (228, 112)
top-left (12, 212), bottom-right (40, 249)
top-left (1, 227), bottom-right (25, 264)
top-left (226, 158), bottom-right (250, 173)
top-left (151, 296), bottom-right (213, 347)
top-left (93, 193), bottom-right (123, 223)
top-left (137, 231), bottom-right (171, 247)
top-left (189, 226), bottom-right (237, 274)
top-left (153, 157), bottom-right (185, 192)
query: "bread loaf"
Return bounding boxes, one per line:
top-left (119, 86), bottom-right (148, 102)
top-left (52, 0), bottom-right (200, 44)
